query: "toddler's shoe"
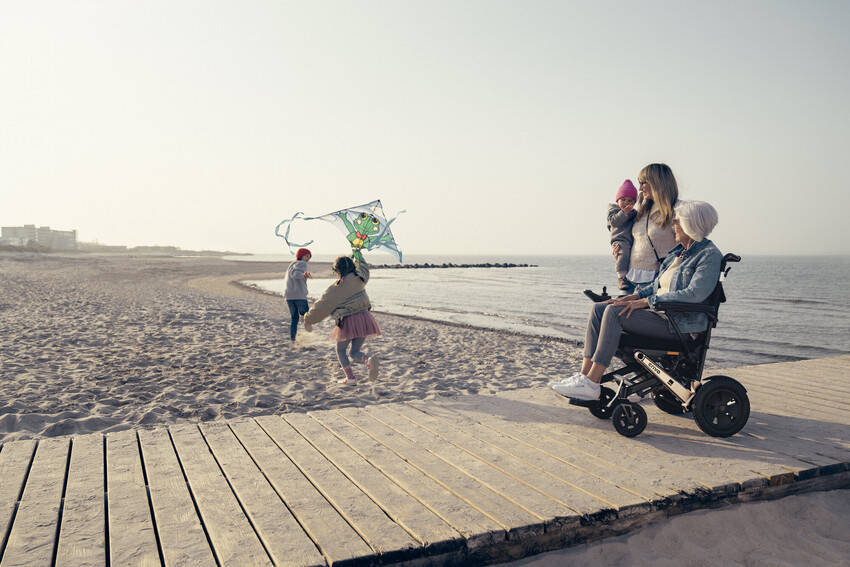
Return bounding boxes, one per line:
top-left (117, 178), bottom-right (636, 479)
top-left (367, 356), bottom-right (380, 382)
top-left (552, 376), bottom-right (601, 401)
top-left (547, 372), bottom-right (582, 388)
top-left (617, 277), bottom-right (629, 290)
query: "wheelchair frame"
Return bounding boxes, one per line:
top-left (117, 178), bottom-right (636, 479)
top-left (574, 253), bottom-right (750, 438)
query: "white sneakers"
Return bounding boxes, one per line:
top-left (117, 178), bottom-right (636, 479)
top-left (551, 375), bottom-right (601, 401)
top-left (547, 372), bottom-right (582, 388)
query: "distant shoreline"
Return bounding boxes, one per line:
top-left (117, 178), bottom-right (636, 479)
top-left (0, 244), bottom-right (249, 256)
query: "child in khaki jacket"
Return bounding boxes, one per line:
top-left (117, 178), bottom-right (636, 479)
top-left (304, 255), bottom-right (380, 384)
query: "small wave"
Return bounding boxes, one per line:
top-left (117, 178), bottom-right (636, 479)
top-left (743, 297), bottom-right (836, 308)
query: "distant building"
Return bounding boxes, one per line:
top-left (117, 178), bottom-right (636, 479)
top-left (1, 224), bottom-right (78, 249)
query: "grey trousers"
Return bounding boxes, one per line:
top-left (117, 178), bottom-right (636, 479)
top-left (336, 337), bottom-right (367, 367)
top-left (584, 302), bottom-right (679, 367)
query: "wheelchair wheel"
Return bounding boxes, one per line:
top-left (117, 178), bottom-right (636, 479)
top-left (612, 403), bottom-right (647, 437)
top-left (652, 389), bottom-right (690, 415)
top-left (589, 387), bottom-right (618, 420)
top-left (692, 376), bottom-right (750, 437)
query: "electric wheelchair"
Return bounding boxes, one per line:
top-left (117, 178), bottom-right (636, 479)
top-left (576, 253), bottom-right (749, 438)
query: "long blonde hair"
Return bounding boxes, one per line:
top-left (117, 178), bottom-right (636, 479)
top-left (636, 163), bottom-right (679, 227)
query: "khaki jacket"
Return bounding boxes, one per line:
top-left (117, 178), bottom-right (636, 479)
top-left (304, 265), bottom-right (371, 325)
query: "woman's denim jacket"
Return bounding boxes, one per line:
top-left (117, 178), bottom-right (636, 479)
top-left (634, 239), bottom-right (722, 334)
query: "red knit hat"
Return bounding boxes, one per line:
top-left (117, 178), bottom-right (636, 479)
top-left (616, 179), bottom-right (638, 202)
top-left (296, 248), bottom-right (311, 260)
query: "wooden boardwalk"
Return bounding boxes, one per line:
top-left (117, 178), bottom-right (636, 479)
top-left (1, 356), bottom-right (849, 566)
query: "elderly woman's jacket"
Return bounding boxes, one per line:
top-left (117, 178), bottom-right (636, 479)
top-left (635, 239), bottom-right (722, 333)
top-left (304, 265), bottom-right (372, 325)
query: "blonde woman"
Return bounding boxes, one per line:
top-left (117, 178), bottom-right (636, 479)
top-left (612, 163), bottom-right (679, 293)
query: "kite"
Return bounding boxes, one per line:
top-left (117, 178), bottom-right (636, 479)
top-left (275, 199), bottom-right (404, 263)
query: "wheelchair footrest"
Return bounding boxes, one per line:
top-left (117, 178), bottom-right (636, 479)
top-left (567, 398), bottom-right (600, 408)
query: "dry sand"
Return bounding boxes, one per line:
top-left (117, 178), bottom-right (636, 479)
top-left (0, 253), bottom-right (579, 443)
top-left (3, 253), bottom-right (847, 566)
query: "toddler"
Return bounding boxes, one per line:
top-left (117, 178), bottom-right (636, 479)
top-left (608, 180), bottom-right (638, 289)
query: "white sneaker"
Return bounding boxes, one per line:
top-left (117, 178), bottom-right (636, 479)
top-left (548, 372), bottom-right (582, 388)
top-left (552, 376), bottom-right (601, 401)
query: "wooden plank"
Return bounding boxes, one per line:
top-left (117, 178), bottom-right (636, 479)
top-left (737, 364), bottom-right (850, 391)
top-left (199, 422), bottom-right (326, 567)
top-left (255, 415), bottom-right (419, 560)
top-left (138, 427), bottom-right (217, 567)
top-left (335, 407), bottom-right (544, 538)
top-left (168, 423), bottom-right (272, 566)
top-left (480, 389), bottom-right (732, 492)
top-left (361, 405), bottom-right (557, 518)
top-left (55, 435), bottom-right (106, 566)
top-left (734, 377), bottom-right (850, 419)
top-left (506, 387), bottom-right (843, 491)
top-left (367, 404), bottom-right (634, 520)
top-left (309, 409), bottom-right (506, 550)
top-left (285, 412), bottom-right (463, 552)
top-left (0, 441), bottom-right (36, 558)
top-left (105, 429), bottom-right (160, 567)
top-left (228, 417), bottom-right (373, 566)
top-left (0, 438), bottom-right (69, 567)
top-left (406, 399), bottom-right (667, 506)
top-left (416, 394), bottom-right (709, 496)
top-left (494, 388), bottom-right (767, 492)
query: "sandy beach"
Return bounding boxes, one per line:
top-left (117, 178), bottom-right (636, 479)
top-left (2, 253), bottom-right (848, 566)
top-left (0, 253), bottom-right (580, 443)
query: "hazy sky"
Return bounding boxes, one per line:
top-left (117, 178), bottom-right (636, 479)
top-left (2, 1), bottom-right (848, 258)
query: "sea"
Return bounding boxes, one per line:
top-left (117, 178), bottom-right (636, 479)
top-left (236, 254), bottom-right (850, 369)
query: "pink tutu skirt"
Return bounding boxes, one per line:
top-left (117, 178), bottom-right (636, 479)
top-left (329, 310), bottom-right (382, 341)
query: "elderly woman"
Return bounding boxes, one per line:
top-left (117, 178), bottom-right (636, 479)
top-left (552, 200), bottom-right (722, 401)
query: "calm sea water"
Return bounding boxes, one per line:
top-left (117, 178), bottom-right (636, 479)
top-left (241, 254), bottom-right (850, 368)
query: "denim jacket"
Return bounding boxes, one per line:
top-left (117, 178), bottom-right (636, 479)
top-left (635, 239), bottom-right (722, 333)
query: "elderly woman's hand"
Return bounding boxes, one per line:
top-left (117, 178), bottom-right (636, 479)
top-left (612, 243), bottom-right (621, 258)
top-left (616, 297), bottom-right (649, 318)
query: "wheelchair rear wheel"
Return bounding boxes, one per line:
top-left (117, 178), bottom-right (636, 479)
top-left (612, 403), bottom-right (647, 437)
top-left (652, 389), bottom-right (690, 415)
top-left (692, 376), bottom-right (750, 437)
top-left (589, 387), bottom-right (618, 420)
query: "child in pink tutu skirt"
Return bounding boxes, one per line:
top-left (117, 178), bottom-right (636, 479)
top-left (303, 254), bottom-right (381, 384)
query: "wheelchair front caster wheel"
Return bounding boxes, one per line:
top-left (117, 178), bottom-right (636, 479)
top-left (589, 387), bottom-right (618, 420)
top-left (692, 376), bottom-right (750, 437)
top-left (612, 403), bottom-right (647, 437)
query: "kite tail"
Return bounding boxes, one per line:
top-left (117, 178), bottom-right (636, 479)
top-left (274, 212), bottom-right (314, 254)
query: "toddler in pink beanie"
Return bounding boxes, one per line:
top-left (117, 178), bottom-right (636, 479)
top-left (607, 180), bottom-right (638, 289)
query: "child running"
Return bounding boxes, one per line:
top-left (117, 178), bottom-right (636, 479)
top-left (303, 254), bottom-right (381, 385)
top-left (283, 247), bottom-right (313, 345)
top-left (608, 179), bottom-right (638, 290)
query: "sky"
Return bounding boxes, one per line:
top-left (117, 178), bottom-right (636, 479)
top-left (2, 1), bottom-right (848, 258)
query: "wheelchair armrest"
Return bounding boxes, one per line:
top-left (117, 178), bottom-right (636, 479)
top-left (653, 301), bottom-right (716, 314)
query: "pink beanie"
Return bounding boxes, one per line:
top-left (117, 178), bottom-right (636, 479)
top-left (616, 179), bottom-right (638, 202)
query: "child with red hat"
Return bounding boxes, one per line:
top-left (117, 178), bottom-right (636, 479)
top-left (284, 248), bottom-right (313, 345)
top-left (608, 180), bottom-right (638, 290)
